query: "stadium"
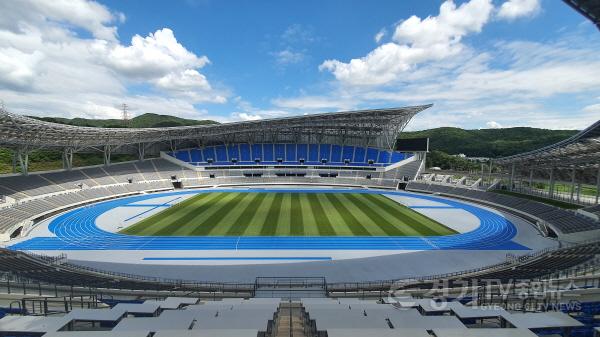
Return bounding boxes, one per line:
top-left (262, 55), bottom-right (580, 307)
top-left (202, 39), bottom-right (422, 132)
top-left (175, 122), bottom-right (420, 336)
top-left (0, 1), bottom-right (600, 337)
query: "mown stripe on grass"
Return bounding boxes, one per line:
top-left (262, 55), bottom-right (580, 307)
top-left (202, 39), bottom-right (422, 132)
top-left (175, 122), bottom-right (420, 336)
top-left (306, 194), bottom-right (335, 236)
top-left (324, 193), bottom-right (370, 236)
top-left (226, 193), bottom-right (267, 236)
top-left (299, 193), bottom-right (319, 236)
top-left (373, 194), bottom-right (456, 235)
top-left (207, 192), bottom-right (255, 236)
top-left (290, 193), bottom-right (304, 236)
top-left (121, 193), bottom-right (210, 235)
top-left (167, 192), bottom-right (238, 236)
top-left (360, 194), bottom-right (427, 236)
top-left (335, 193), bottom-right (387, 236)
top-left (276, 193), bottom-right (292, 236)
top-left (344, 193), bottom-right (408, 236)
top-left (135, 193), bottom-right (223, 236)
top-left (365, 194), bottom-right (453, 236)
top-left (260, 193), bottom-right (284, 236)
top-left (189, 192), bottom-right (249, 236)
top-left (242, 193), bottom-right (275, 236)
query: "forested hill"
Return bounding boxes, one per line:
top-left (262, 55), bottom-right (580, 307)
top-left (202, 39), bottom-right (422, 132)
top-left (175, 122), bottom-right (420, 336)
top-left (400, 127), bottom-right (578, 158)
top-left (32, 113), bottom-right (218, 128)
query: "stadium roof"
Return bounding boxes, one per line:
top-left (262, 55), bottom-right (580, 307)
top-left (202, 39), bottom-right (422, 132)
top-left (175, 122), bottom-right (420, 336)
top-left (563, 0), bottom-right (600, 30)
top-left (494, 119), bottom-right (600, 169)
top-left (0, 105), bottom-right (431, 152)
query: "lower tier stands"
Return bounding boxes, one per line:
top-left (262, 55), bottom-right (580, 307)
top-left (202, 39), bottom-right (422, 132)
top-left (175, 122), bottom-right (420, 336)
top-left (168, 143), bottom-right (412, 167)
top-left (0, 159), bottom-right (191, 201)
top-left (407, 181), bottom-right (600, 234)
top-left (0, 181), bottom-right (174, 236)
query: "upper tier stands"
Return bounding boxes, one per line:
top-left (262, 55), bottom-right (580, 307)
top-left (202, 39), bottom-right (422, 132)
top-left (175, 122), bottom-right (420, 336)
top-left (168, 143), bottom-right (411, 167)
top-left (407, 181), bottom-right (600, 234)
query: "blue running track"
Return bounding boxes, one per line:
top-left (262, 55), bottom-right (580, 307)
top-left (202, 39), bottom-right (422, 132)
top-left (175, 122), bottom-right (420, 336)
top-left (8, 189), bottom-right (529, 251)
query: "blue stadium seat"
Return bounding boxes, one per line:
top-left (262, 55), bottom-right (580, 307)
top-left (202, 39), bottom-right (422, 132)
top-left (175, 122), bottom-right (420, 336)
top-left (274, 144), bottom-right (285, 160)
top-left (366, 148), bottom-right (378, 163)
top-left (331, 145), bottom-right (342, 163)
top-left (190, 149), bottom-right (202, 163)
top-left (263, 144), bottom-right (274, 161)
top-left (175, 150), bottom-right (190, 162)
top-left (215, 145), bottom-right (227, 162)
top-left (342, 145), bottom-right (354, 162)
top-left (168, 144), bottom-right (412, 168)
top-left (391, 152), bottom-right (405, 163)
top-left (297, 144), bottom-right (308, 161)
top-left (319, 144), bottom-right (331, 161)
top-left (285, 144), bottom-right (296, 162)
top-left (354, 147), bottom-right (366, 163)
top-left (378, 150), bottom-right (390, 164)
top-left (239, 144), bottom-right (251, 161)
top-left (202, 147), bottom-right (216, 162)
top-left (251, 144), bottom-right (263, 161)
top-left (308, 144), bottom-right (319, 162)
top-left (227, 144), bottom-right (239, 161)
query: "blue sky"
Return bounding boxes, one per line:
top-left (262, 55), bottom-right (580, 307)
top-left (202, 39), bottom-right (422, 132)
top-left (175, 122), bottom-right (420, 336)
top-left (0, 0), bottom-right (599, 130)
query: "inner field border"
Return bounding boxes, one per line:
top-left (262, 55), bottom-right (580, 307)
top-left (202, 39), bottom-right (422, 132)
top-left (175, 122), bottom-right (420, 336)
top-left (8, 188), bottom-right (529, 251)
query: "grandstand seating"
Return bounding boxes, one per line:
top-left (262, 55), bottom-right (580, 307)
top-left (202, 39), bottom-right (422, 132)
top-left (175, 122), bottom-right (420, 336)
top-left (0, 285), bottom-right (591, 335)
top-left (584, 204), bottom-right (600, 217)
top-left (407, 181), bottom-right (600, 234)
top-left (168, 143), bottom-right (412, 167)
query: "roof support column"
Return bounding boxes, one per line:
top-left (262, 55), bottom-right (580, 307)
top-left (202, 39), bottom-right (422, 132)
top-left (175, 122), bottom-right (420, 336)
top-left (487, 159), bottom-right (493, 187)
top-left (529, 168), bottom-right (534, 193)
top-left (138, 143), bottom-right (145, 162)
top-left (11, 150), bottom-right (17, 174)
top-left (62, 148), bottom-right (73, 171)
top-left (548, 167), bottom-right (555, 199)
top-left (570, 167), bottom-right (576, 202)
top-left (17, 147), bottom-right (29, 176)
top-left (509, 162), bottom-right (516, 191)
top-left (103, 145), bottom-right (111, 167)
top-left (595, 167), bottom-right (600, 204)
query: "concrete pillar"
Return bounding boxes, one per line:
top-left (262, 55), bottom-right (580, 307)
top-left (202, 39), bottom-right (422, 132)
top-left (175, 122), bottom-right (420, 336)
top-left (596, 166), bottom-right (600, 203)
top-left (62, 148), bottom-right (73, 171)
top-left (529, 168), bottom-right (534, 191)
top-left (17, 148), bottom-right (29, 176)
top-left (549, 168), bottom-right (555, 199)
top-left (488, 159), bottom-right (493, 186)
top-left (570, 167), bottom-right (576, 202)
top-left (103, 145), bottom-right (111, 166)
top-left (509, 163), bottom-right (516, 191)
top-left (11, 150), bottom-right (17, 174)
top-left (138, 143), bottom-right (145, 162)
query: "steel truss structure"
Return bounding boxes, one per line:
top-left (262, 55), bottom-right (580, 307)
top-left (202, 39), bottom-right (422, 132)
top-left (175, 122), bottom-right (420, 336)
top-left (494, 120), bottom-right (600, 203)
top-left (0, 105), bottom-right (431, 174)
top-left (563, 0), bottom-right (600, 31)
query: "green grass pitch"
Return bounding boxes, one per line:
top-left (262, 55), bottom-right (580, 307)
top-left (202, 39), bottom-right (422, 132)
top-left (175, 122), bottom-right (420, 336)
top-left (120, 192), bottom-right (457, 237)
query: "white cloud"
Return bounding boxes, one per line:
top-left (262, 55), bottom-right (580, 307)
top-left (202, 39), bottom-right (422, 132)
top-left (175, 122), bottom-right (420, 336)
top-left (0, 1), bottom-right (227, 119)
top-left (236, 112), bottom-right (263, 121)
top-left (497, 0), bottom-right (541, 21)
top-left (272, 49), bottom-right (304, 65)
top-left (374, 28), bottom-right (386, 43)
top-left (98, 28), bottom-right (209, 80)
top-left (0, 48), bottom-right (44, 89)
top-left (319, 0), bottom-right (494, 86)
top-left (486, 121), bottom-right (502, 128)
top-left (583, 103), bottom-right (600, 114)
top-left (0, 0), bottom-right (121, 41)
